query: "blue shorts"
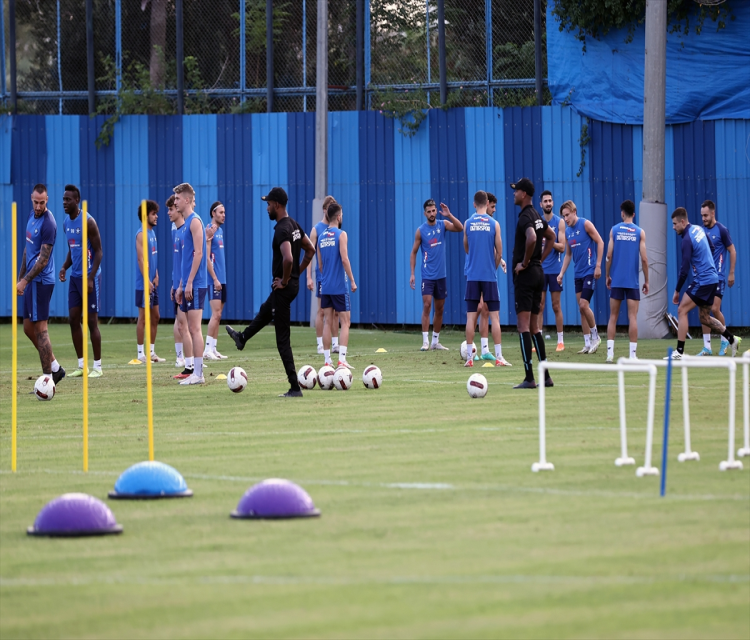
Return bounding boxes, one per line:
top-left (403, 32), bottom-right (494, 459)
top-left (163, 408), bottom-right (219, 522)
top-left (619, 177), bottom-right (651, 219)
top-left (316, 280), bottom-right (323, 299)
top-left (543, 273), bottom-right (563, 293)
top-left (23, 282), bottom-right (54, 322)
top-left (421, 277), bottom-right (447, 300)
top-left (179, 287), bottom-right (208, 312)
top-left (686, 282), bottom-right (716, 308)
top-left (465, 280), bottom-right (499, 313)
top-left (321, 292), bottom-right (351, 313)
top-left (575, 276), bottom-right (596, 302)
top-left (136, 289), bottom-right (159, 309)
top-left (69, 274), bottom-right (101, 313)
top-left (714, 280), bottom-right (726, 299)
top-left (610, 287), bottom-right (640, 301)
top-left (210, 282), bottom-right (227, 303)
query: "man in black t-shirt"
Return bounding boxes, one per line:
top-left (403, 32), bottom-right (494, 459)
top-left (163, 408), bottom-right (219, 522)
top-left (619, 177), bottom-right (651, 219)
top-left (226, 187), bottom-right (315, 397)
top-left (510, 178), bottom-right (557, 389)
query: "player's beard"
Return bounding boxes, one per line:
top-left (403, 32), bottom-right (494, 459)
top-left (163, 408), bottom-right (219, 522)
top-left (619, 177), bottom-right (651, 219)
top-left (543, 207), bottom-right (552, 215)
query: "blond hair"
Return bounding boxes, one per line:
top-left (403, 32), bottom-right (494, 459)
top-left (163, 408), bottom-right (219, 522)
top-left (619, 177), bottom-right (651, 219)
top-left (560, 200), bottom-right (577, 216)
top-left (322, 195), bottom-right (337, 211)
top-left (173, 183), bottom-right (195, 202)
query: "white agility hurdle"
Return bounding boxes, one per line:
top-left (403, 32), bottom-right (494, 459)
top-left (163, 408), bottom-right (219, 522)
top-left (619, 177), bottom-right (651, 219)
top-left (739, 356), bottom-right (750, 458)
top-left (534, 362), bottom-right (659, 476)
top-left (618, 357), bottom-right (745, 472)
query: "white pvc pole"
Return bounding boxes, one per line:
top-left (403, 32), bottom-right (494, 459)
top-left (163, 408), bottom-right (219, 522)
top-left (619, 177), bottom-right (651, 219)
top-left (616, 370), bottom-right (634, 466)
top-left (677, 366), bottom-right (699, 462)
top-left (739, 360), bottom-right (750, 457)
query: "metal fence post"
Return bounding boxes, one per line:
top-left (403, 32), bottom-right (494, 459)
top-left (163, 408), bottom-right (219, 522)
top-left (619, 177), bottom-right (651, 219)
top-left (302, 0), bottom-right (307, 112)
top-left (9, 0), bottom-right (16, 114)
top-left (240, 0), bottom-right (246, 105)
top-left (56, 0), bottom-right (62, 114)
top-left (485, 0), bottom-right (492, 107)
top-left (426, 0), bottom-right (430, 105)
top-left (534, 0), bottom-right (543, 106)
top-left (115, 0), bottom-right (122, 97)
top-left (437, 0), bottom-right (447, 105)
top-left (86, 0), bottom-right (95, 114)
top-left (1, 0), bottom-right (7, 101)
top-left (364, 0), bottom-right (370, 109)
top-left (266, 0), bottom-right (273, 112)
top-left (176, 0), bottom-right (184, 115)
top-left (356, 0), bottom-right (363, 110)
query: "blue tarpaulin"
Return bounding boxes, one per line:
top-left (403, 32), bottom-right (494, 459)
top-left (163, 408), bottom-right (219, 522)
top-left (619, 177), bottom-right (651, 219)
top-left (547, 1), bottom-right (750, 124)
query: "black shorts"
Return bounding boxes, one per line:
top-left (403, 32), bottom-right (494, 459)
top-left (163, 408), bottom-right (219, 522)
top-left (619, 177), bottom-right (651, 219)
top-left (686, 282), bottom-right (716, 308)
top-left (714, 280), bottom-right (726, 299)
top-left (421, 278), bottom-right (447, 300)
top-left (610, 287), bottom-right (640, 301)
top-left (514, 267), bottom-right (544, 315)
top-left (574, 276), bottom-right (596, 302)
top-left (543, 273), bottom-right (563, 293)
top-left (209, 282), bottom-right (227, 304)
top-left (465, 280), bottom-right (499, 312)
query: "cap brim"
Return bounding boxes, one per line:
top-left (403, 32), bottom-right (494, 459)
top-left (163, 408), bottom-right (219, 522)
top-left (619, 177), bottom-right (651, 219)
top-left (510, 183), bottom-right (517, 190)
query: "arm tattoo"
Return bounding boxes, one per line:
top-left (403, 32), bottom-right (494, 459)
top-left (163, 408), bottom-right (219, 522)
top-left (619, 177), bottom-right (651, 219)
top-left (24, 244), bottom-right (52, 283)
top-left (19, 249), bottom-right (27, 279)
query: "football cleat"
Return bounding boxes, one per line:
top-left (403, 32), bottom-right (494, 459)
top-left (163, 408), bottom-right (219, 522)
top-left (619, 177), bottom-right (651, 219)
top-left (69, 368), bottom-right (88, 378)
top-left (544, 377), bottom-right (554, 388)
top-left (337, 360), bottom-right (354, 370)
top-left (589, 337), bottom-right (601, 354)
top-left (480, 352), bottom-right (495, 361)
top-left (179, 373), bottom-right (205, 385)
top-left (513, 380), bottom-right (537, 389)
top-left (730, 336), bottom-right (742, 358)
top-left (279, 388), bottom-right (304, 398)
top-left (52, 367), bottom-right (66, 385)
top-left (331, 345), bottom-right (340, 354)
top-left (430, 342), bottom-right (449, 351)
top-left (173, 368), bottom-right (193, 380)
top-left (695, 347), bottom-right (713, 356)
top-left (88, 369), bottom-right (103, 378)
top-left (606, 354), bottom-right (614, 363)
top-left (214, 350), bottom-right (228, 360)
top-left (175, 358), bottom-right (185, 368)
top-left (556, 343), bottom-right (565, 352)
top-left (317, 345), bottom-right (324, 355)
top-left (203, 351), bottom-right (221, 361)
top-left (664, 351), bottom-right (683, 360)
top-left (225, 325), bottom-right (246, 351)
top-left (495, 357), bottom-right (512, 367)
top-left (421, 341), bottom-right (430, 351)
top-left (464, 358), bottom-right (474, 368)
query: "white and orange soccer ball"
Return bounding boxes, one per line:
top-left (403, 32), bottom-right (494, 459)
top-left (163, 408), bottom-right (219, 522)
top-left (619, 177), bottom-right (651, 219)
top-left (297, 365), bottom-right (317, 389)
top-left (34, 374), bottom-right (56, 401)
top-left (362, 365), bottom-right (383, 389)
top-left (317, 365), bottom-right (336, 390)
top-left (466, 373), bottom-right (488, 398)
top-left (333, 367), bottom-right (353, 391)
top-left (227, 367), bottom-right (248, 393)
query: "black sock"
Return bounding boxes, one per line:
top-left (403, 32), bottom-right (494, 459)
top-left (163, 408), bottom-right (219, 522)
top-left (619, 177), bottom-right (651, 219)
top-left (722, 329), bottom-right (734, 343)
top-left (520, 332), bottom-right (534, 382)
top-left (677, 340), bottom-right (685, 354)
top-left (532, 333), bottom-right (550, 379)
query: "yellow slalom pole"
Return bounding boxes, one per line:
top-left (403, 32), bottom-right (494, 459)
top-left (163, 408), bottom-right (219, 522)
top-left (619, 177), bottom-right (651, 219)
top-left (141, 200), bottom-right (155, 461)
top-left (11, 202), bottom-right (18, 473)
top-left (82, 201), bottom-right (89, 472)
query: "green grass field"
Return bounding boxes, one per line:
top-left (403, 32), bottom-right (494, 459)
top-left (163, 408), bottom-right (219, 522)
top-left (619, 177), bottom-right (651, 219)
top-left (1, 323), bottom-right (748, 639)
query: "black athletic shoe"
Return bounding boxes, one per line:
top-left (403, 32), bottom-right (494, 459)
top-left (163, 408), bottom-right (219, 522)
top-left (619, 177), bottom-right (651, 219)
top-left (544, 377), bottom-right (554, 388)
top-left (513, 380), bottom-right (537, 389)
top-left (225, 325), bottom-right (246, 351)
top-left (52, 366), bottom-right (66, 385)
top-left (278, 388), bottom-right (303, 398)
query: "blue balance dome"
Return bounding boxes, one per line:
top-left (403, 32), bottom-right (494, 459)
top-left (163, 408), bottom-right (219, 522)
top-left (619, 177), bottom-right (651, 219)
top-left (109, 461), bottom-right (193, 499)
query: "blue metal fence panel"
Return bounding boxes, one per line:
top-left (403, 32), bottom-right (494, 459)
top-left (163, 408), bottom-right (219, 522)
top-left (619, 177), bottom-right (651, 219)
top-left (0, 116), bottom-right (11, 184)
top-left (287, 112), bottom-right (315, 323)
top-left (394, 112), bottom-right (431, 325)
top-left (429, 108), bottom-right (469, 326)
top-left (216, 114), bottom-right (252, 323)
top-left (0, 116), bottom-right (14, 317)
top-left (465, 107), bottom-right (509, 324)
top-left (715, 119), bottom-right (750, 327)
top-left (328, 111), bottom-right (361, 323)
top-left (359, 111), bottom-right (396, 324)
top-left (79, 116), bottom-right (116, 318)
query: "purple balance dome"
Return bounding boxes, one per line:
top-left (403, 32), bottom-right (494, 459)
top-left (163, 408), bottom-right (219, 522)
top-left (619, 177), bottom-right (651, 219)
top-left (27, 493), bottom-right (123, 537)
top-left (231, 479), bottom-right (321, 519)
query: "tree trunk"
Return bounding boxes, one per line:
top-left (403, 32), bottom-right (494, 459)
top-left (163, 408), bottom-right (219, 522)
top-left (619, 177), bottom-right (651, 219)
top-left (150, 0), bottom-right (167, 88)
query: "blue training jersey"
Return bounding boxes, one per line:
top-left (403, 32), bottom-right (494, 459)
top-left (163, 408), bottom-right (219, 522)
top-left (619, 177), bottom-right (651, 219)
top-left (464, 213), bottom-right (497, 282)
top-left (210, 224), bottom-right (226, 284)
top-left (565, 216), bottom-right (597, 278)
top-left (25, 210), bottom-right (57, 285)
top-left (181, 212), bottom-right (207, 289)
top-left (418, 219), bottom-right (447, 280)
top-left (135, 227), bottom-right (158, 290)
top-left (64, 212), bottom-right (101, 278)
top-left (312, 221), bottom-right (328, 281)
top-left (541, 214), bottom-right (563, 275)
top-left (679, 224), bottom-right (718, 288)
top-left (704, 222), bottom-right (733, 282)
top-left (318, 226), bottom-right (348, 295)
top-left (609, 222), bottom-right (642, 289)
top-left (171, 222), bottom-right (184, 289)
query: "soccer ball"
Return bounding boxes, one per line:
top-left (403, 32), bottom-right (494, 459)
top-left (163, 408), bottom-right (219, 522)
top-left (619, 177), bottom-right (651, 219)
top-left (297, 365), bottom-right (317, 389)
top-left (317, 365), bottom-right (336, 390)
top-left (362, 365), bottom-right (383, 389)
top-left (466, 373), bottom-right (488, 398)
top-left (333, 367), bottom-right (353, 391)
top-left (34, 375), bottom-right (55, 401)
top-left (227, 367), bottom-right (248, 393)
top-left (460, 340), bottom-right (475, 361)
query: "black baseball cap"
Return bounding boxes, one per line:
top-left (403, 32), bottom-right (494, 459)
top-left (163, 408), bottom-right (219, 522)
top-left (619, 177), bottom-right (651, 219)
top-left (261, 187), bottom-right (288, 206)
top-left (510, 178), bottom-right (535, 196)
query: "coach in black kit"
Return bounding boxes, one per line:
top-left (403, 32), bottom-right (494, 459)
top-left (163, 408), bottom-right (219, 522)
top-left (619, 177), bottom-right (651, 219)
top-left (510, 178), bottom-right (558, 389)
top-left (226, 187), bottom-right (316, 397)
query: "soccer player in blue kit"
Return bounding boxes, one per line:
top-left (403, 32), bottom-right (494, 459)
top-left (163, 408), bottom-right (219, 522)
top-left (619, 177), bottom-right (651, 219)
top-left (669, 207), bottom-right (741, 359)
top-left (167, 195), bottom-right (194, 379)
top-left (605, 200), bottom-right (649, 362)
top-left (59, 184), bottom-right (104, 377)
top-left (557, 200), bottom-right (604, 354)
top-left (135, 200), bottom-right (165, 364)
top-left (409, 198), bottom-right (463, 351)
top-left (17, 184), bottom-right (65, 384)
top-left (204, 201), bottom-right (228, 360)
top-left (698, 199), bottom-right (737, 356)
top-left (537, 190), bottom-right (566, 351)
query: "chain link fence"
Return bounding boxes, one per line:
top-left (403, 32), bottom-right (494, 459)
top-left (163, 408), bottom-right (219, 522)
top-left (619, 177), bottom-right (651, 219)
top-left (2, 0), bottom-right (547, 115)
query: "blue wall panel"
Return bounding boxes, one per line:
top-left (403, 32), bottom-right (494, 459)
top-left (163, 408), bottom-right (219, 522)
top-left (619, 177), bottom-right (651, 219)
top-left (0, 116), bottom-right (14, 316)
top-left (429, 108), bottom-right (469, 325)
top-left (328, 111), bottom-right (361, 323)
top-left (216, 114), bottom-right (252, 322)
top-left (394, 113), bottom-right (431, 325)
top-left (359, 111), bottom-right (396, 324)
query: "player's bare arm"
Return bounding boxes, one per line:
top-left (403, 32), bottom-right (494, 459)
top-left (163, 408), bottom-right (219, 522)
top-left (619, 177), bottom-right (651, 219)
top-left (557, 240), bottom-right (572, 286)
top-left (306, 227), bottom-right (319, 290)
top-left (185, 217), bottom-right (203, 301)
top-left (585, 220), bottom-right (605, 279)
top-left (409, 228), bottom-right (421, 289)
top-left (88, 217), bottom-right (103, 291)
top-left (299, 233), bottom-right (316, 275)
top-left (439, 203), bottom-right (463, 232)
top-left (339, 232), bottom-right (357, 293)
top-left (60, 248), bottom-right (72, 282)
top-left (206, 232), bottom-right (220, 290)
top-left (515, 227), bottom-right (538, 275)
top-left (494, 220), bottom-right (506, 272)
top-left (273, 241), bottom-right (294, 290)
top-left (463, 227), bottom-right (469, 254)
top-left (605, 229), bottom-right (614, 288)
top-left (640, 229), bottom-right (650, 295)
top-left (136, 232), bottom-right (152, 293)
top-left (18, 247), bottom-right (27, 283)
top-left (539, 225), bottom-right (557, 265)
top-left (727, 244), bottom-right (736, 287)
top-left (18, 244), bottom-right (52, 295)
top-left (554, 219), bottom-right (565, 253)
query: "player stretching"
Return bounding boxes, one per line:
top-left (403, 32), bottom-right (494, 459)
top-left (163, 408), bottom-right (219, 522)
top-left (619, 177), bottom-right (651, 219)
top-left (17, 184), bottom-right (65, 384)
top-left (59, 184), bottom-right (104, 377)
top-left (409, 198), bottom-right (463, 351)
top-left (537, 190), bottom-right (566, 351)
top-left (669, 207), bottom-right (741, 359)
top-left (204, 201), bottom-right (228, 360)
top-left (307, 195), bottom-right (340, 354)
top-left (605, 200), bottom-right (649, 363)
top-left (318, 203), bottom-right (358, 369)
top-left (174, 183), bottom-right (208, 385)
top-left (135, 200), bottom-right (165, 363)
top-left (698, 200), bottom-right (736, 356)
top-left (168, 195), bottom-right (193, 379)
top-left (557, 200), bottom-right (604, 354)
top-left (463, 190), bottom-right (511, 368)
